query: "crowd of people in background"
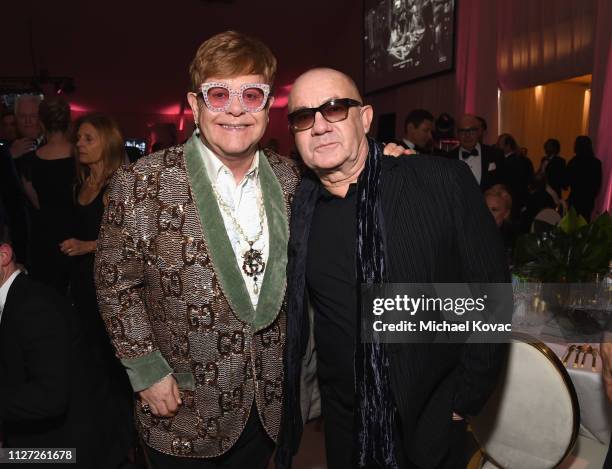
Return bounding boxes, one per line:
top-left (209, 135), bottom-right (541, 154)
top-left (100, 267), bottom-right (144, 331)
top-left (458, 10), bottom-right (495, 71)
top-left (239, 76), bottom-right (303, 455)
top-left (0, 95), bottom-right (136, 468)
top-left (392, 107), bottom-right (603, 262)
top-left (0, 96), bottom-right (605, 288)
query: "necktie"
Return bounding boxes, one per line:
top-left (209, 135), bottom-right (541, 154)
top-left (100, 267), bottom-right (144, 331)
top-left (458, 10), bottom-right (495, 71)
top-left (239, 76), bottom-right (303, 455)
top-left (462, 148), bottom-right (478, 159)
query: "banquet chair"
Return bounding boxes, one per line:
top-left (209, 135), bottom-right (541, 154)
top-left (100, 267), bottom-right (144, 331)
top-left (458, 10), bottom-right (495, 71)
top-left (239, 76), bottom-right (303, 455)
top-left (531, 208), bottom-right (562, 234)
top-left (470, 334), bottom-right (580, 468)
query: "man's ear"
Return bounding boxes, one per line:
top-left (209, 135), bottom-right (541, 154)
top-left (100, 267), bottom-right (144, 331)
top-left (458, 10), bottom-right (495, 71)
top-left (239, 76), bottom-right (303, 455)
top-left (361, 105), bottom-right (374, 134)
top-left (0, 244), bottom-right (14, 267)
top-left (267, 96), bottom-right (275, 109)
top-left (265, 96), bottom-right (275, 123)
top-left (187, 92), bottom-right (200, 123)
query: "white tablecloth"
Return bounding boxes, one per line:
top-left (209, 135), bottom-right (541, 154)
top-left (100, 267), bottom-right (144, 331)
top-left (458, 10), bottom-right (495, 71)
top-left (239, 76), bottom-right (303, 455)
top-left (545, 341), bottom-right (612, 445)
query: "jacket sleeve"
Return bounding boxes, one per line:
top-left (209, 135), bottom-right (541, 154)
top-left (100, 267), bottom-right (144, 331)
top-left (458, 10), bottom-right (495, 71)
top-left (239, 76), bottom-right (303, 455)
top-left (94, 166), bottom-right (172, 392)
top-left (449, 162), bottom-right (511, 417)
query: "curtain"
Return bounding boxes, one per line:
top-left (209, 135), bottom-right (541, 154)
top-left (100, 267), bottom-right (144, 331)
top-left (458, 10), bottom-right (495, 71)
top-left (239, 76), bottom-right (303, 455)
top-left (497, 0), bottom-right (595, 90)
top-left (455, 0), bottom-right (499, 139)
top-left (590, 0), bottom-right (612, 215)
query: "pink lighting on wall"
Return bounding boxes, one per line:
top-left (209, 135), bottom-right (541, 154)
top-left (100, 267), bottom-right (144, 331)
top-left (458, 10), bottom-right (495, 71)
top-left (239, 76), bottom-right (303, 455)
top-left (271, 96), bottom-right (288, 109)
top-left (69, 103), bottom-right (90, 113)
top-left (271, 84), bottom-right (293, 109)
top-left (157, 104), bottom-right (182, 115)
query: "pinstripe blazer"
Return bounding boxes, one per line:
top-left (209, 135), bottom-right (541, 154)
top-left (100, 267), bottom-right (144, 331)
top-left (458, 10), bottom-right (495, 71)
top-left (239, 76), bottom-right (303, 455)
top-left (281, 149), bottom-right (510, 468)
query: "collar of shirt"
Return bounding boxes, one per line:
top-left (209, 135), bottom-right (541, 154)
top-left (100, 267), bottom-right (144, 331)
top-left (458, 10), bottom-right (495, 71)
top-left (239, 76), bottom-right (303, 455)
top-left (402, 138), bottom-right (416, 150)
top-left (319, 182), bottom-right (358, 201)
top-left (197, 136), bottom-right (260, 188)
top-left (460, 142), bottom-right (481, 158)
top-left (0, 270), bottom-right (21, 319)
top-left (505, 151), bottom-right (513, 158)
top-left (191, 133), bottom-right (267, 308)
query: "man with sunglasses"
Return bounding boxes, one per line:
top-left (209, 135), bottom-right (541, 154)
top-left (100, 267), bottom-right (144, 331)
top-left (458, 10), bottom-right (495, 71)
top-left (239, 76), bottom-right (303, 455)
top-left (95, 31), bottom-right (299, 469)
top-left (278, 68), bottom-right (508, 469)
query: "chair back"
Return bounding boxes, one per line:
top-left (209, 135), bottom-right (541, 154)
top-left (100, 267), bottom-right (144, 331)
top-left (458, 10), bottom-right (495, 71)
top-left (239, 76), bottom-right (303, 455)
top-left (471, 335), bottom-right (579, 468)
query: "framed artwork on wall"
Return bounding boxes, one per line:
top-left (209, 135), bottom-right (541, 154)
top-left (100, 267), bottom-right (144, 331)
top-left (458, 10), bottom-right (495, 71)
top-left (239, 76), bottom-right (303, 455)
top-left (364, 0), bottom-right (456, 94)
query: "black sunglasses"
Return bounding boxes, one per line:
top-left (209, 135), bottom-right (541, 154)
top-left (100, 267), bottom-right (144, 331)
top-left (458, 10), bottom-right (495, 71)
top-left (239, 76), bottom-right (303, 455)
top-left (288, 98), bottom-right (362, 132)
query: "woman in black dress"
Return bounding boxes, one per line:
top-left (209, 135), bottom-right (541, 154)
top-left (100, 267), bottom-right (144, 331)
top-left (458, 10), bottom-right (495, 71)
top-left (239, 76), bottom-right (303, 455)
top-left (59, 113), bottom-right (125, 353)
top-left (20, 96), bottom-right (74, 295)
top-left (567, 136), bottom-right (603, 222)
top-left (59, 113), bottom-right (134, 466)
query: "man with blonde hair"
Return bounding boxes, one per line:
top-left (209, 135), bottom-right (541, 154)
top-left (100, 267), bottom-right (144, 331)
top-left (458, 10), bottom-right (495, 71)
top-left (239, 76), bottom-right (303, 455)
top-left (484, 184), bottom-right (512, 227)
top-left (95, 31), bottom-right (300, 468)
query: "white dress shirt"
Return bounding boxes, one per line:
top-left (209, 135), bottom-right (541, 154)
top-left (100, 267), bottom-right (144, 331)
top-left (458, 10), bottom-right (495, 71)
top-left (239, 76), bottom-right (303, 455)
top-left (199, 140), bottom-right (269, 308)
top-left (0, 270), bottom-right (21, 323)
top-left (459, 143), bottom-right (482, 184)
top-left (402, 138), bottom-right (416, 150)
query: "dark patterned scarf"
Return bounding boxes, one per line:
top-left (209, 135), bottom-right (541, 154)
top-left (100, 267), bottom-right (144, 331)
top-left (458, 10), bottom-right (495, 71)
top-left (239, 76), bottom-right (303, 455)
top-left (276, 139), bottom-right (398, 469)
top-left (355, 138), bottom-right (398, 468)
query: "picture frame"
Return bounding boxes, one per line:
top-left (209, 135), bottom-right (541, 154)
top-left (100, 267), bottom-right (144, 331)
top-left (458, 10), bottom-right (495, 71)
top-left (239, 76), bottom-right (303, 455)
top-left (363, 0), bottom-right (456, 94)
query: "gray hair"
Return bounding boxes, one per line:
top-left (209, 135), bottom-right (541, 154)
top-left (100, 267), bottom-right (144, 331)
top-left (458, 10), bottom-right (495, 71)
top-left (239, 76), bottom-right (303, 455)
top-left (14, 94), bottom-right (43, 115)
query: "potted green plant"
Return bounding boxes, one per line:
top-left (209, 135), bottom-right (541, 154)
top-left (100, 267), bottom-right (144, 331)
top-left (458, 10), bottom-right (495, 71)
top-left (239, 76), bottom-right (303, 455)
top-left (514, 209), bottom-right (612, 282)
top-left (513, 210), bottom-right (612, 334)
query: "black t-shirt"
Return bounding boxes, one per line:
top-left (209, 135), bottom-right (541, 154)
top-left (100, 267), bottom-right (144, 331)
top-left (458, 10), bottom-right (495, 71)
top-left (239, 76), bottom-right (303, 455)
top-left (306, 184), bottom-right (357, 406)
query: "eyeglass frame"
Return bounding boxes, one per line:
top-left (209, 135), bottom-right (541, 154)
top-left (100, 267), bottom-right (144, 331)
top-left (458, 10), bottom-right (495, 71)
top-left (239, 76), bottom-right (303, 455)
top-left (287, 98), bottom-right (363, 132)
top-left (457, 127), bottom-right (480, 135)
top-left (197, 82), bottom-right (271, 113)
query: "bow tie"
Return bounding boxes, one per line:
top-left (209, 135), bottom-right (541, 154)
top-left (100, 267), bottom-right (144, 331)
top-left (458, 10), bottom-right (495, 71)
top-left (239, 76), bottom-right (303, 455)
top-left (462, 148), bottom-right (479, 159)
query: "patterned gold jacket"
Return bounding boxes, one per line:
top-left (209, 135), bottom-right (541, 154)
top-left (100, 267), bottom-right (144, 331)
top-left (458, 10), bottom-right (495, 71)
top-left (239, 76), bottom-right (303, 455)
top-left (94, 134), bottom-right (300, 458)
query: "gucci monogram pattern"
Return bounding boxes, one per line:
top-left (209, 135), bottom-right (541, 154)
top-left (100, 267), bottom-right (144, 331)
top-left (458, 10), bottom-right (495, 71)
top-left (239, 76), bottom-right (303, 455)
top-left (95, 145), bottom-right (300, 458)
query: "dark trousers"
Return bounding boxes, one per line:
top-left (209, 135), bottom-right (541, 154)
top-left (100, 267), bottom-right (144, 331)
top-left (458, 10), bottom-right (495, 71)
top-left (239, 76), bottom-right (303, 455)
top-left (320, 384), bottom-right (467, 469)
top-left (320, 383), bottom-right (356, 469)
top-left (605, 435), bottom-right (612, 468)
top-left (145, 406), bottom-right (274, 469)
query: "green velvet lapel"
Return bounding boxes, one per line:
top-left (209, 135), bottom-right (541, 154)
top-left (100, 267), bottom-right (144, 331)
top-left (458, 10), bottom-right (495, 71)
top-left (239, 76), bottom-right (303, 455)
top-left (183, 134), bottom-right (288, 331)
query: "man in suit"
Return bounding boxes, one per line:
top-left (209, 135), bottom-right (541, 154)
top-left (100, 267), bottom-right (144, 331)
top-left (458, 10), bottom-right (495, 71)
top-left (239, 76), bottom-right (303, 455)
top-left (279, 68), bottom-right (509, 469)
top-left (496, 133), bottom-right (534, 221)
top-left (537, 138), bottom-right (566, 199)
top-left (391, 109), bottom-right (434, 154)
top-left (0, 224), bottom-right (121, 468)
top-left (447, 114), bottom-right (504, 191)
top-left (0, 97), bottom-right (40, 267)
top-left (95, 31), bottom-right (300, 469)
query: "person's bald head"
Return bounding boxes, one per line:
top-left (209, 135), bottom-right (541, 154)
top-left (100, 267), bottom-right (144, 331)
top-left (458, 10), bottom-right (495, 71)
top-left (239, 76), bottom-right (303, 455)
top-left (457, 114), bottom-right (482, 150)
top-left (288, 68), bottom-right (362, 110)
top-left (288, 67), bottom-right (373, 181)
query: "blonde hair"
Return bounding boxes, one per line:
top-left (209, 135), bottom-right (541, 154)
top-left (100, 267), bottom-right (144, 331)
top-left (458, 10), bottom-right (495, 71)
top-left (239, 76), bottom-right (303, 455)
top-left (39, 96), bottom-right (71, 133)
top-left (484, 184), bottom-right (513, 212)
top-left (189, 31), bottom-right (277, 92)
top-left (73, 113), bottom-right (125, 185)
